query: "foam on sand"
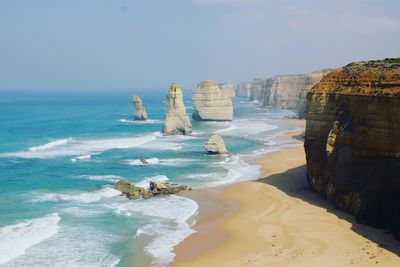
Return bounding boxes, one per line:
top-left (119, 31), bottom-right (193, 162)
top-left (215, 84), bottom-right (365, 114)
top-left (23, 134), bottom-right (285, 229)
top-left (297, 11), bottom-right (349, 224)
top-left (0, 213), bottom-right (60, 265)
top-left (109, 195), bottom-right (198, 266)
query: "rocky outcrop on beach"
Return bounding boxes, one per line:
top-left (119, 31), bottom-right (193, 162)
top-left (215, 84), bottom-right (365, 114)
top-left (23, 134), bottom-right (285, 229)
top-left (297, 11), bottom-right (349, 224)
top-left (192, 80), bottom-right (233, 121)
top-left (162, 83), bottom-right (192, 135)
top-left (243, 69), bottom-right (331, 116)
top-left (132, 95), bottom-right (148, 120)
top-left (304, 58), bottom-right (400, 239)
top-left (114, 180), bottom-right (151, 199)
top-left (205, 134), bottom-right (228, 154)
top-left (218, 83), bottom-right (236, 98)
top-left (236, 82), bottom-right (251, 97)
top-left (114, 180), bottom-right (190, 200)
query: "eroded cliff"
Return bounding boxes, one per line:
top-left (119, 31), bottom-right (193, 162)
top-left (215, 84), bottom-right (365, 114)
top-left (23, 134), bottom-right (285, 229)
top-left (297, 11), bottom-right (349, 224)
top-left (304, 58), bottom-right (400, 239)
top-left (243, 69), bottom-right (330, 117)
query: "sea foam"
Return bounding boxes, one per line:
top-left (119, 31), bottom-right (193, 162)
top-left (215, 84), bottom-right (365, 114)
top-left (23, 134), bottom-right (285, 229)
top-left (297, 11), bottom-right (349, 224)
top-left (33, 186), bottom-right (121, 204)
top-left (135, 175), bottom-right (169, 189)
top-left (4, 134), bottom-right (157, 159)
top-left (109, 195), bottom-right (198, 266)
top-left (0, 213), bottom-right (60, 265)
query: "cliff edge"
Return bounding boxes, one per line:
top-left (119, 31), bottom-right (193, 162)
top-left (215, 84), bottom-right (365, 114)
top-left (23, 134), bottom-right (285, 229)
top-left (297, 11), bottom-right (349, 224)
top-left (304, 58), bottom-right (400, 239)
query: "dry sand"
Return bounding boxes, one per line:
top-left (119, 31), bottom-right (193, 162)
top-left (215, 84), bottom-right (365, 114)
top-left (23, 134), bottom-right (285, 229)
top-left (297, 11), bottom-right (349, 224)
top-left (171, 130), bottom-right (400, 267)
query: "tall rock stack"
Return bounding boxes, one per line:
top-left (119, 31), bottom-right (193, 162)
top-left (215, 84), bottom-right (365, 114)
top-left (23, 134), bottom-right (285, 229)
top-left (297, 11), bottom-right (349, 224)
top-left (304, 59), bottom-right (400, 239)
top-left (192, 80), bottom-right (233, 121)
top-left (162, 83), bottom-right (192, 135)
top-left (132, 95), bottom-right (148, 120)
top-left (218, 83), bottom-right (236, 98)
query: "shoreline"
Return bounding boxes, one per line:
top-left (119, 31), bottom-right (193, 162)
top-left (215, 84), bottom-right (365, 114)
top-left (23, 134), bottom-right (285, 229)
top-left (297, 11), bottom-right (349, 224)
top-left (170, 126), bottom-right (400, 266)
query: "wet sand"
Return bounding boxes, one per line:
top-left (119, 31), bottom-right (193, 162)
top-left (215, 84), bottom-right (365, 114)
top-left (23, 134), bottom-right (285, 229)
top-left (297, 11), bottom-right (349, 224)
top-left (171, 129), bottom-right (400, 267)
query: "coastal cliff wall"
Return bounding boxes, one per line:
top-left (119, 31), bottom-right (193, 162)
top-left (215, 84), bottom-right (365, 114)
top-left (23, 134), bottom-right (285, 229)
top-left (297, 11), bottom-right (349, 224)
top-left (242, 69), bottom-right (330, 117)
top-left (304, 59), bottom-right (400, 238)
top-left (236, 82), bottom-right (251, 97)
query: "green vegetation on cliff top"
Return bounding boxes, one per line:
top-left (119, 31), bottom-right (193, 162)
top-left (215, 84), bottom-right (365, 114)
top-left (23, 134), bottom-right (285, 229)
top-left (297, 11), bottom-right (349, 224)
top-left (346, 58), bottom-right (400, 67)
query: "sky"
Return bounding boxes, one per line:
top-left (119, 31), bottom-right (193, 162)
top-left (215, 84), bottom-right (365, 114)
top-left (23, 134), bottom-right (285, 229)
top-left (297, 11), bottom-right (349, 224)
top-left (0, 0), bottom-right (399, 91)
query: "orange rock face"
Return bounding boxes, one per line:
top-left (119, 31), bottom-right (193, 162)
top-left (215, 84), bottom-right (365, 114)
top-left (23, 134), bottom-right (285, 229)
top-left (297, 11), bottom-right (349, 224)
top-left (304, 59), bottom-right (400, 239)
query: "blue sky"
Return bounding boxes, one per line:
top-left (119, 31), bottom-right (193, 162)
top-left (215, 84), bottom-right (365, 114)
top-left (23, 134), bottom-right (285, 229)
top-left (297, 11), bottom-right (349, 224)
top-left (0, 0), bottom-right (399, 91)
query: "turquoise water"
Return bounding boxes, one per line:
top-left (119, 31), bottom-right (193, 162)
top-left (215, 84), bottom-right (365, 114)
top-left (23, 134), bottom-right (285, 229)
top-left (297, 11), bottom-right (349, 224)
top-left (0, 90), bottom-right (299, 266)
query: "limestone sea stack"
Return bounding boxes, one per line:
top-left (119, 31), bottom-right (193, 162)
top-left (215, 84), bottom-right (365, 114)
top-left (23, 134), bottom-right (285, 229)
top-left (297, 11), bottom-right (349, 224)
top-left (192, 80), bottom-right (233, 121)
top-left (205, 134), bottom-right (228, 154)
top-left (304, 58), bottom-right (400, 239)
top-left (218, 83), bottom-right (236, 98)
top-left (132, 95), bottom-right (148, 120)
top-left (162, 82), bottom-right (192, 135)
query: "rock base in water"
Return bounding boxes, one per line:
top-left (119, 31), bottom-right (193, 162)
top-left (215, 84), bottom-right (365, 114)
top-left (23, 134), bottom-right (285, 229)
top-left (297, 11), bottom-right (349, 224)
top-left (192, 80), bottom-right (233, 121)
top-left (162, 82), bottom-right (192, 135)
top-left (114, 180), bottom-right (190, 200)
top-left (205, 134), bottom-right (228, 154)
top-left (132, 95), bottom-right (148, 120)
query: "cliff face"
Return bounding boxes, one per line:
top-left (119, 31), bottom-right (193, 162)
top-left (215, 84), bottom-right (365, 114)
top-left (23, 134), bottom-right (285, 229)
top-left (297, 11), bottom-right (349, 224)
top-left (236, 82), bottom-right (251, 97)
top-left (304, 59), bottom-right (400, 238)
top-left (258, 69), bottom-right (331, 115)
top-left (249, 78), bottom-right (264, 101)
top-left (192, 80), bottom-right (233, 121)
top-left (132, 95), bottom-right (148, 120)
top-left (162, 83), bottom-right (192, 135)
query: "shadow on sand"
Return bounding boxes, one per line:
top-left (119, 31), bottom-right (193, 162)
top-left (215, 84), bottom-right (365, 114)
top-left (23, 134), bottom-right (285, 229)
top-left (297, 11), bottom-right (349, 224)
top-left (256, 165), bottom-right (400, 256)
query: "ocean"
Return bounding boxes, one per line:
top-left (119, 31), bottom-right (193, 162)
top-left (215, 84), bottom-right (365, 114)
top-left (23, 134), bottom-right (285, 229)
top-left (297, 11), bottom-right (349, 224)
top-left (0, 90), bottom-right (301, 266)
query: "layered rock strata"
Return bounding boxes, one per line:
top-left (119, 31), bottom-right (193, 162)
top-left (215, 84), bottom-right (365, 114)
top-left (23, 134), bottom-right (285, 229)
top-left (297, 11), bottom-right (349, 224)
top-left (132, 95), bottom-right (148, 120)
top-left (304, 58), bottom-right (400, 239)
top-left (205, 134), bottom-right (228, 154)
top-left (162, 83), bottom-right (192, 135)
top-left (244, 69), bottom-right (331, 116)
top-left (192, 80), bottom-right (233, 121)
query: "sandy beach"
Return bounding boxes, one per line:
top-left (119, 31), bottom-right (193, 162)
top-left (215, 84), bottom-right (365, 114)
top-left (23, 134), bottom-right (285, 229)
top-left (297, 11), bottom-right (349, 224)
top-left (171, 128), bottom-right (400, 267)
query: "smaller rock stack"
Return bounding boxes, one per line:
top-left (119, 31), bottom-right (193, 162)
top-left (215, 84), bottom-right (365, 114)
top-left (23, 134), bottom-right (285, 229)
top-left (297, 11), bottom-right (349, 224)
top-left (192, 80), bottom-right (233, 121)
top-left (132, 95), bottom-right (148, 120)
top-left (162, 82), bottom-right (192, 135)
top-left (205, 134), bottom-right (228, 154)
